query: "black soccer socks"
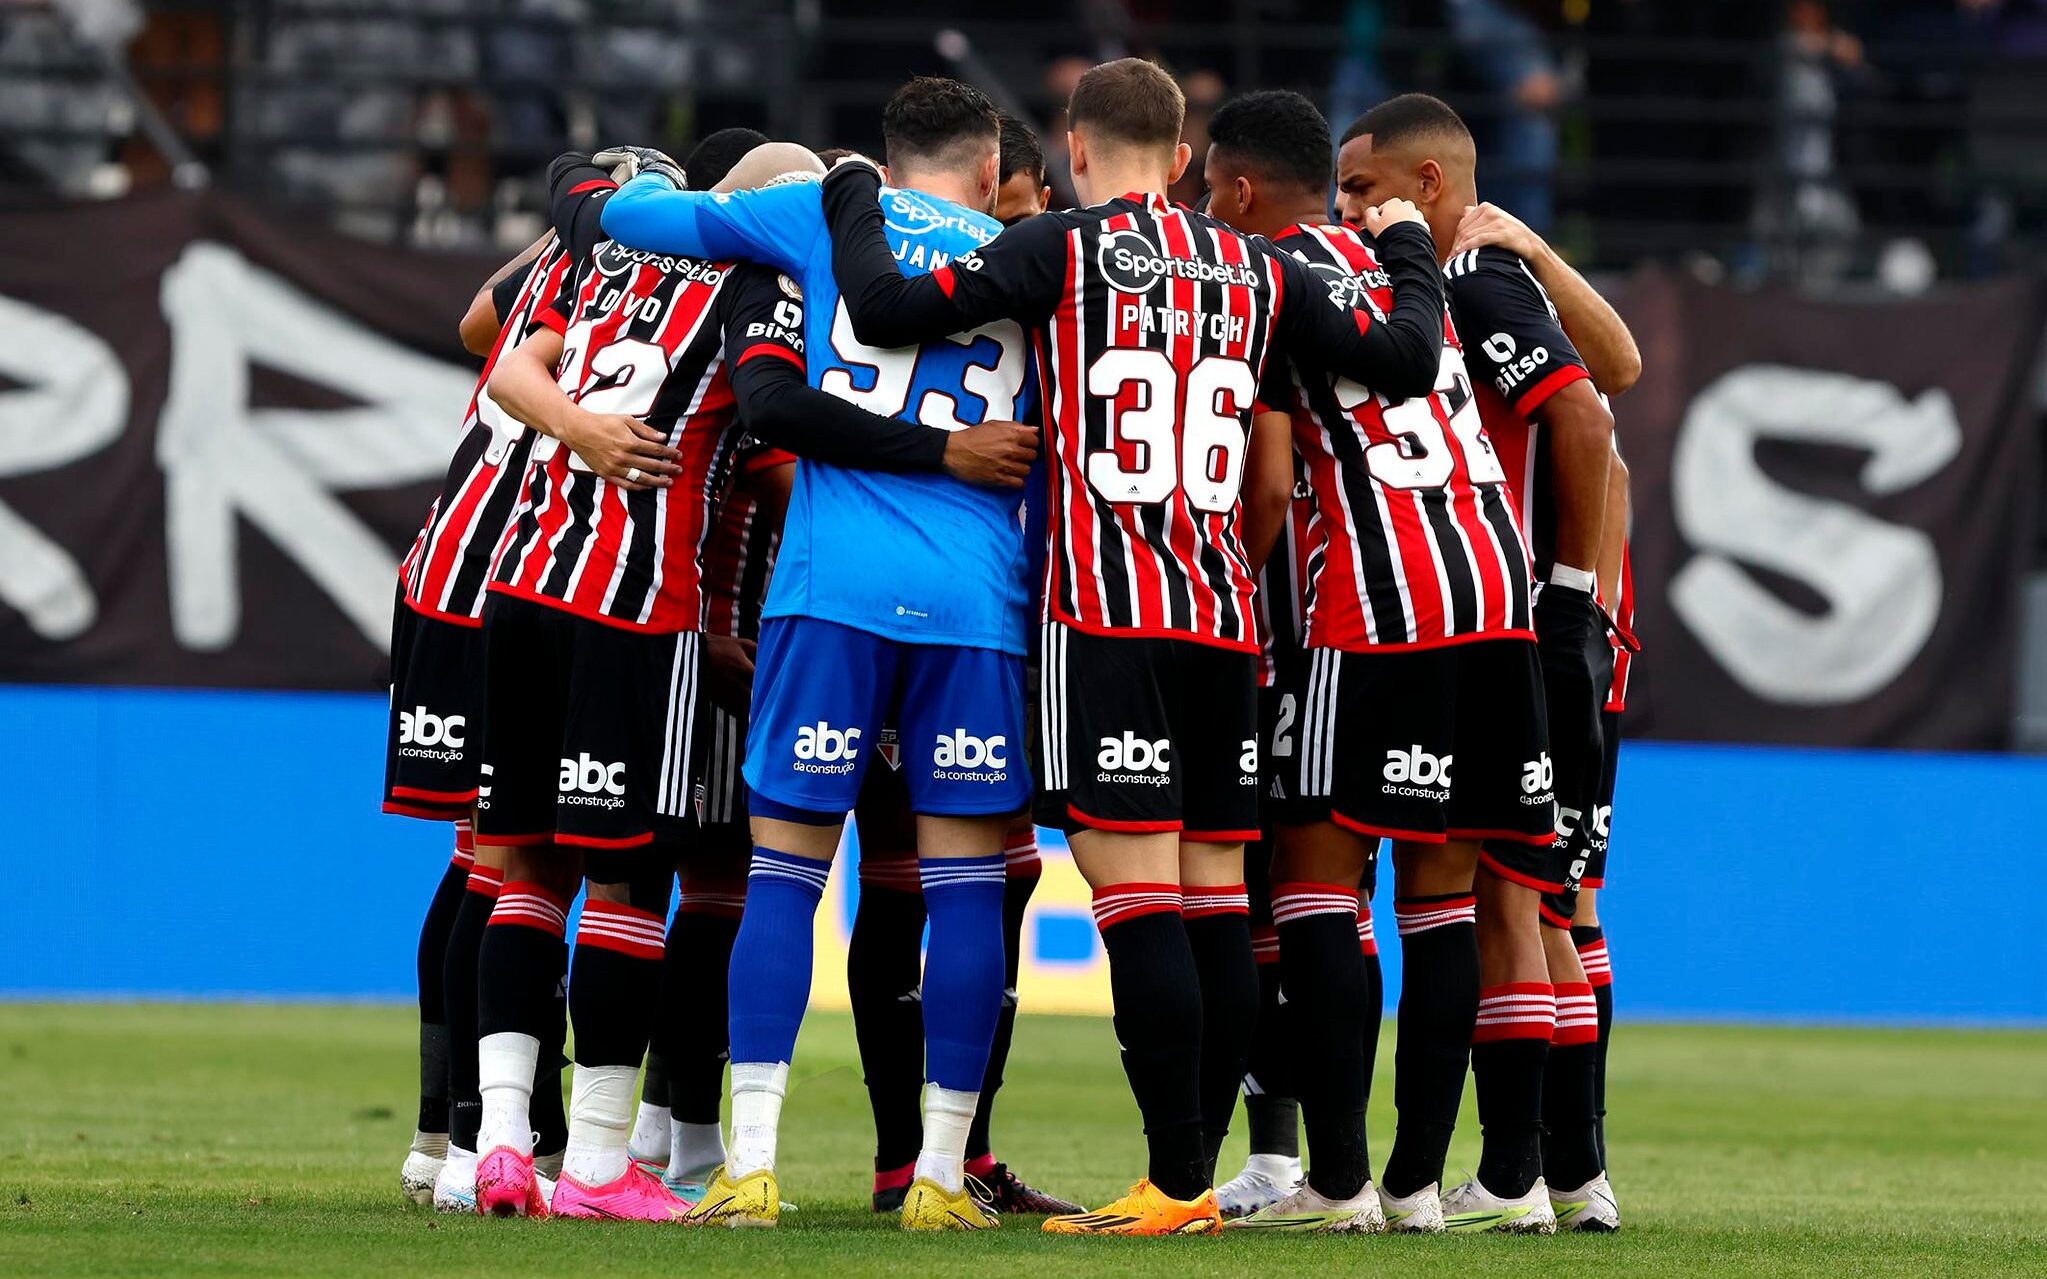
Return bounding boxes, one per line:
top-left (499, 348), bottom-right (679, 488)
top-left (1272, 883), bottom-right (1373, 1200)
top-left (1381, 893), bottom-right (1479, 1197)
top-left (1184, 886), bottom-right (1257, 1179)
top-left (1471, 983), bottom-right (1555, 1199)
top-left (1094, 886), bottom-right (1208, 1202)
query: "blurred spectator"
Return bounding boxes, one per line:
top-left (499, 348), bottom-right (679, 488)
top-left (1751, 0), bottom-right (1869, 283)
top-left (1171, 67), bottom-right (1225, 207)
top-left (1445, 0), bottom-right (1559, 233)
top-left (0, 0), bottom-right (141, 195)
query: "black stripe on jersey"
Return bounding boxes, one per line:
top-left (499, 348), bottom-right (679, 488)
top-left (1300, 380), bottom-right (1410, 639)
top-left (1417, 490), bottom-right (1477, 633)
top-left (539, 471), bottom-right (601, 600)
top-left (1478, 487), bottom-right (1533, 630)
top-left (443, 433), bottom-right (537, 610)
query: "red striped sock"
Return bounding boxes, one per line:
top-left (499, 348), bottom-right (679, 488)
top-left (1576, 934), bottom-right (1612, 988)
top-left (452, 820), bottom-right (476, 870)
top-left (1394, 893), bottom-right (1476, 937)
top-left (465, 863), bottom-right (504, 899)
top-left (1553, 982), bottom-right (1598, 1046)
top-left (1356, 899), bottom-right (1378, 957)
top-left (1183, 883), bottom-right (1249, 920)
top-left (490, 880), bottom-right (567, 936)
top-left (1091, 882), bottom-right (1182, 931)
top-left (1269, 881), bottom-right (1359, 926)
top-left (1473, 982), bottom-right (1557, 1044)
top-left (1250, 924), bottom-right (1280, 966)
top-left (576, 900), bottom-right (666, 960)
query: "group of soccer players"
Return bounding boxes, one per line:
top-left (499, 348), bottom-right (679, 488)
top-left (383, 53), bottom-right (1640, 1238)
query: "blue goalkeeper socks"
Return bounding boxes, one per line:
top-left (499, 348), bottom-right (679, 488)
top-left (917, 854), bottom-right (1007, 1092)
top-left (728, 846), bottom-right (832, 1067)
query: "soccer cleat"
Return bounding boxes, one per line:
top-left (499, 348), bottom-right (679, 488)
top-left (551, 1162), bottom-right (691, 1222)
top-left (971, 1163), bottom-right (1084, 1216)
top-left (1216, 1153), bottom-right (1303, 1220)
top-left (1377, 1182), bottom-right (1446, 1233)
top-left (401, 1148), bottom-right (444, 1207)
top-left (900, 1177), bottom-right (998, 1231)
top-left (475, 1145), bottom-right (550, 1218)
top-left (872, 1163), bottom-right (915, 1214)
top-left (1441, 1176), bottom-right (1558, 1234)
top-left (1225, 1181), bottom-right (1386, 1233)
top-left (1042, 1179), bottom-right (1221, 1236)
top-left (662, 1158), bottom-right (720, 1207)
top-left (684, 1164), bottom-right (780, 1228)
top-left (1550, 1173), bottom-right (1621, 1232)
top-left (431, 1149), bottom-right (478, 1214)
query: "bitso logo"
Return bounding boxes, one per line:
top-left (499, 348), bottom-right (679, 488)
top-left (794, 722), bottom-right (862, 774)
top-left (1521, 752), bottom-right (1555, 795)
top-left (1483, 330), bottom-right (1551, 397)
top-left (1097, 732), bottom-right (1172, 779)
top-left (933, 729), bottom-right (1006, 770)
top-left (1097, 228), bottom-right (1262, 294)
top-left (559, 753), bottom-right (627, 809)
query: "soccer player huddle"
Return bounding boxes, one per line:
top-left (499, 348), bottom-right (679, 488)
top-left (384, 55), bottom-right (1640, 1237)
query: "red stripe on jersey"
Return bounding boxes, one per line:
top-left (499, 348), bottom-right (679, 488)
top-left (1274, 223), bottom-right (1532, 651)
top-left (1512, 361), bottom-right (1592, 418)
top-left (1606, 539), bottom-right (1636, 711)
top-left (567, 178), bottom-right (617, 196)
top-left (736, 342), bottom-right (803, 369)
top-left (933, 265), bottom-right (959, 297)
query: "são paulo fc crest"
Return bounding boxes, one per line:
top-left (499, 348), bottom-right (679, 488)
top-left (876, 727), bottom-right (902, 771)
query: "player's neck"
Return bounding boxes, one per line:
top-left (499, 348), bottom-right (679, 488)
top-left (1082, 161), bottom-right (1172, 206)
top-left (892, 166), bottom-right (985, 214)
top-left (1425, 182), bottom-right (1477, 263)
top-left (1249, 197), bottom-right (1330, 240)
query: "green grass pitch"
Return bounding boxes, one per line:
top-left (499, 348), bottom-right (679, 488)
top-left (2, 1004), bottom-right (2042, 1276)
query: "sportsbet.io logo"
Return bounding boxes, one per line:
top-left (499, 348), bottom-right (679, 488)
top-left (1096, 228), bottom-right (1262, 294)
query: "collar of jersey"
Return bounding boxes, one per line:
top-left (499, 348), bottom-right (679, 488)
top-left (1117, 191), bottom-right (1173, 212)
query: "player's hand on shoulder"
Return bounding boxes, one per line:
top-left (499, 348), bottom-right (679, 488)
top-left (942, 420), bottom-right (1038, 490)
top-left (823, 152), bottom-right (884, 183)
top-left (560, 411), bottom-right (683, 490)
top-left (594, 145), bottom-right (686, 189)
top-left (1451, 202), bottom-right (1542, 260)
top-left (1364, 199), bottom-right (1427, 237)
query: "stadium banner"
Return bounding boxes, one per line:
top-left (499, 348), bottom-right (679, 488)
top-left (0, 189), bottom-right (495, 690)
top-left (1615, 269), bottom-right (2046, 750)
top-left (4, 683), bottom-right (2044, 1020)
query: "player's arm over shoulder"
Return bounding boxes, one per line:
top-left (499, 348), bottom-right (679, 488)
top-left (1270, 221), bottom-right (1441, 400)
top-left (1449, 246), bottom-right (1592, 418)
top-left (819, 161), bottom-right (1066, 348)
top-left (600, 175), bottom-right (817, 272)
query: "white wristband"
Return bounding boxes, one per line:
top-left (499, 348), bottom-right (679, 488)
top-left (1548, 564), bottom-right (1597, 594)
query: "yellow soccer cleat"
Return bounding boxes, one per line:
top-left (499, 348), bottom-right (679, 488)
top-left (683, 1164), bottom-right (780, 1228)
top-left (899, 1176), bottom-right (998, 1231)
top-left (1042, 1179), bottom-right (1221, 1237)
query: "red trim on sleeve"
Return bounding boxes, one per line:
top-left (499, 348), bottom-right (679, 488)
top-left (933, 265), bottom-right (958, 298)
top-left (532, 307), bottom-right (568, 335)
top-left (568, 179), bottom-right (618, 195)
top-left (742, 447), bottom-right (798, 475)
top-left (735, 343), bottom-right (804, 370)
top-left (1353, 308), bottom-right (1375, 336)
top-left (1512, 362), bottom-right (1592, 417)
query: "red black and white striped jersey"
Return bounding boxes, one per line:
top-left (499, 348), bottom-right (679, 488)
top-left (399, 242), bottom-right (574, 625)
top-left (818, 173), bottom-right (1447, 655)
top-left (1443, 246), bottom-right (1595, 583)
top-left (1606, 540), bottom-right (1636, 712)
top-left (1256, 460), bottom-right (1314, 688)
top-left (1272, 224), bottom-right (1534, 651)
top-left (700, 450), bottom-right (791, 641)
top-left (489, 248), bottom-right (806, 634)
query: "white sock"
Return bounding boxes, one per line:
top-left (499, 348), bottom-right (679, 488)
top-left (1242, 1151), bottom-right (1302, 1184)
top-left (672, 1119), bottom-right (725, 1180)
top-left (912, 1084), bottom-right (980, 1194)
top-left (627, 1101), bottom-right (672, 1164)
top-left (409, 1129), bottom-right (449, 1158)
top-left (561, 1064), bottom-right (638, 1186)
top-left (437, 1146), bottom-right (477, 1191)
top-left (727, 1061), bottom-right (789, 1177)
top-left (476, 1032), bottom-right (540, 1157)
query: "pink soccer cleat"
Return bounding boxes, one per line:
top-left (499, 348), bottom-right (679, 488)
top-left (551, 1162), bottom-right (693, 1222)
top-left (475, 1146), bottom-right (550, 1218)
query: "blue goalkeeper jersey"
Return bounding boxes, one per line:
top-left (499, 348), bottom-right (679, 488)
top-left (601, 175), bottom-right (1035, 655)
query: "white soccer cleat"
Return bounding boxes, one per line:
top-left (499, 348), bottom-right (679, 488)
top-left (402, 1150), bottom-right (444, 1207)
top-left (432, 1148), bottom-right (478, 1214)
top-left (1377, 1181), bottom-right (1446, 1233)
top-left (1225, 1180), bottom-right (1386, 1233)
top-left (1215, 1153), bottom-right (1303, 1220)
top-left (1441, 1176), bottom-right (1558, 1234)
top-left (1550, 1173), bottom-right (1620, 1232)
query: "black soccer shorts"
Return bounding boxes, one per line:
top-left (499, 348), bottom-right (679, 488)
top-left (1034, 622), bottom-right (1260, 841)
top-left (690, 699), bottom-right (753, 859)
top-left (383, 594), bottom-right (488, 821)
top-left (472, 594), bottom-right (706, 859)
top-left (1279, 637), bottom-right (1558, 864)
top-left (1540, 708), bottom-right (1623, 926)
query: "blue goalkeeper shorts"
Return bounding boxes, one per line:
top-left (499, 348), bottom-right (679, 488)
top-left (742, 616), bottom-right (1030, 817)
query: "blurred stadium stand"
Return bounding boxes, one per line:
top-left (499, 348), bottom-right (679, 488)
top-left (6, 0), bottom-right (2047, 283)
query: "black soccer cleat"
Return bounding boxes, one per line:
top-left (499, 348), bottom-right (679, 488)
top-left (971, 1162), bottom-right (1085, 1216)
